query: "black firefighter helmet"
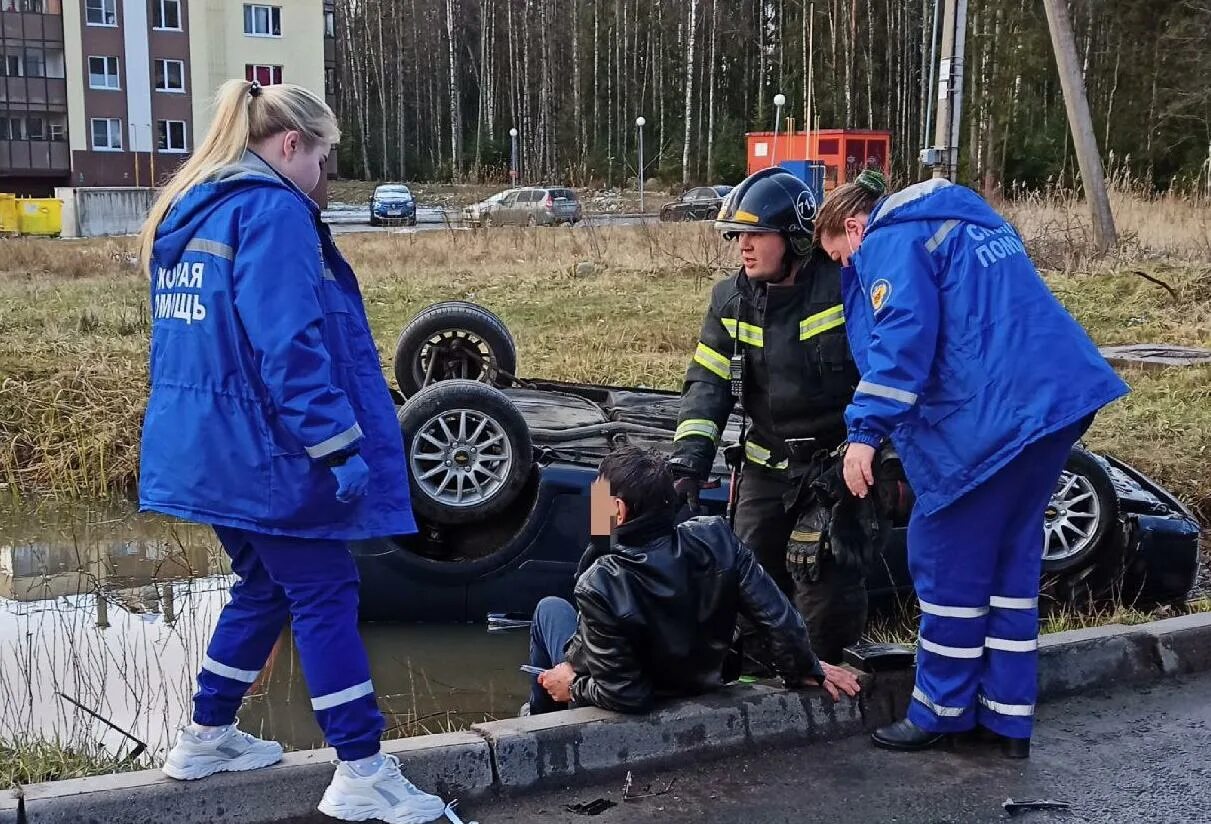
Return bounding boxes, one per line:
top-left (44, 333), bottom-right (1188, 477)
top-left (714, 166), bottom-right (821, 257)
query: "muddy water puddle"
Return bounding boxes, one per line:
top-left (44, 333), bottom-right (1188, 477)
top-left (0, 502), bottom-right (528, 761)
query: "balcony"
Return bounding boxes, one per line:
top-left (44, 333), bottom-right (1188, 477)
top-left (1, 4), bottom-right (64, 43)
top-left (0, 139), bottom-right (70, 176)
top-left (0, 77), bottom-right (68, 110)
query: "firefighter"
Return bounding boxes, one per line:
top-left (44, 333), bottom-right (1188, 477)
top-left (669, 166), bottom-right (866, 664)
top-left (815, 170), bottom-right (1129, 757)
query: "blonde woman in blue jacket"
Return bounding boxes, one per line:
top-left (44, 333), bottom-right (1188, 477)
top-left (138, 79), bottom-right (445, 824)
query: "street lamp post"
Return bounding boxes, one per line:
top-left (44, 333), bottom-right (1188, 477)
top-left (771, 93), bottom-right (786, 168)
top-left (635, 116), bottom-right (646, 213)
top-left (509, 127), bottom-right (519, 186)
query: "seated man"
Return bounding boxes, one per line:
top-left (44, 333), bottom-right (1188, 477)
top-left (523, 445), bottom-right (861, 715)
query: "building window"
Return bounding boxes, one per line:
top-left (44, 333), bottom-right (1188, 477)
top-left (88, 56), bottom-right (121, 90)
top-left (23, 48), bottom-right (45, 78)
top-left (86, 0), bottom-right (117, 26)
top-left (49, 122), bottom-right (66, 142)
top-left (324, 10), bottom-right (334, 37)
top-left (243, 4), bottom-right (281, 37)
top-left (2, 118), bottom-right (23, 140)
top-left (155, 58), bottom-right (185, 92)
top-left (26, 116), bottom-right (45, 141)
top-left (1, 54), bottom-right (20, 77)
top-left (152, 0), bottom-right (182, 30)
top-left (324, 66), bottom-right (335, 95)
top-left (17, 0), bottom-right (46, 12)
top-left (245, 64), bottom-right (282, 86)
top-left (157, 119), bottom-right (187, 152)
top-left (91, 117), bottom-right (123, 151)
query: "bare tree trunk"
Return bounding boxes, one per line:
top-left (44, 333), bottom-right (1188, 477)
top-left (573, 0), bottom-right (585, 172)
top-left (395, 0), bottom-right (407, 178)
top-left (375, 7), bottom-right (388, 178)
top-left (446, 0), bottom-right (462, 179)
top-left (706, 0), bottom-right (719, 177)
top-left (864, 0), bottom-right (873, 129)
top-left (342, 3), bottom-right (371, 179)
top-left (1104, 31), bottom-right (1121, 153)
top-left (681, 0), bottom-right (699, 184)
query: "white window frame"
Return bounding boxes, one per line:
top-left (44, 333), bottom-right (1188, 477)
top-left (246, 64), bottom-right (283, 86)
top-left (86, 0), bottom-right (118, 27)
top-left (49, 122), bottom-right (66, 142)
top-left (2, 54), bottom-right (21, 78)
top-left (243, 4), bottom-right (282, 37)
top-left (155, 58), bottom-right (185, 93)
top-left (152, 0), bottom-right (183, 31)
top-left (91, 117), bottom-right (123, 151)
top-left (157, 120), bottom-right (188, 153)
top-left (324, 10), bottom-right (335, 37)
top-left (88, 56), bottom-right (121, 90)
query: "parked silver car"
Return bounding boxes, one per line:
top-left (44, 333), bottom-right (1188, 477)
top-left (474, 186), bottom-right (582, 227)
top-left (462, 189), bottom-right (517, 227)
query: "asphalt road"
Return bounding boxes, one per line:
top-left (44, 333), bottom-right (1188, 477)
top-left (289, 672), bottom-right (1211, 824)
top-left (324, 211), bottom-right (658, 235)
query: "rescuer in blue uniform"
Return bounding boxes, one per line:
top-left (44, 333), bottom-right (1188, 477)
top-left (815, 171), bottom-right (1129, 758)
top-left (137, 79), bottom-right (446, 824)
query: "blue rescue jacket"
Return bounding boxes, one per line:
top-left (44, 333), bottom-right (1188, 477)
top-left (138, 152), bottom-right (417, 540)
top-left (841, 179), bottom-right (1129, 516)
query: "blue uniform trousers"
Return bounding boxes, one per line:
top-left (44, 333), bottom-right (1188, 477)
top-left (193, 527), bottom-right (384, 761)
top-left (907, 421), bottom-right (1086, 740)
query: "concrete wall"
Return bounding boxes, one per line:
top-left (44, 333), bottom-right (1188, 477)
top-left (56, 185), bottom-right (156, 237)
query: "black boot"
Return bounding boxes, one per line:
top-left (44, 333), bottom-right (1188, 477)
top-left (871, 718), bottom-right (945, 752)
top-left (1001, 736), bottom-right (1031, 759)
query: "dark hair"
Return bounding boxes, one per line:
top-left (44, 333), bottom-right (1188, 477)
top-left (813, 169), bottom-right (888, 241)
top-left (597, 445), bottom-right (676, 519)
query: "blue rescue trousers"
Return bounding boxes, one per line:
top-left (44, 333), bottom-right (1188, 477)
top-left (193, 527), bottom-right (384, 761)
top-left (907, 420), bottom-right (1088, 740)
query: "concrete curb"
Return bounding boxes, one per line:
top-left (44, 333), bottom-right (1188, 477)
top-left (3, 612), bottom-right (1209, 822)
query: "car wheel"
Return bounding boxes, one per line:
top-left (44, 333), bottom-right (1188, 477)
top-left (398, 379), bottom-right (534, 525)
top-left (394, 301), bottom-right (518, 397)
top-left (483, 214), bottom-right (493, 228)
top-left (1041, 446), bottom-right (1119, 574)
top-left (369, 216), bottom-right (380, 227)
top-left (527, 214), bottom-right (537, 227)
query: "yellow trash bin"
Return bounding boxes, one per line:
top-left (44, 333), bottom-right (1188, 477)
top-left (17, 198), bottom-right (63, 237)
top-left (0, 194), bottom-right (18, 236)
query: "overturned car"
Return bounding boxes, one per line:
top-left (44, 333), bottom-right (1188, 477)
top-left (352, 302), bottom-right (1202, 622)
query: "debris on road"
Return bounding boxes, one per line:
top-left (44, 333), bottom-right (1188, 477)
top-left (564, 798), bottom-right (617, 815)
top-left (443, 799), bottom-right (479, 824)
top-left (623, 770), bottom-right (677, 801)
top-left (1003, 797), bottom-right (1072, 816)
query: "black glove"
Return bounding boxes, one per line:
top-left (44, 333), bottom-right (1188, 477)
top-left (672, 472), bottom-right (704, 514)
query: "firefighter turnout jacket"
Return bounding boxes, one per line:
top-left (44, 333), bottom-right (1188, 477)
top-left (672, 249), bottom-right (860, 479)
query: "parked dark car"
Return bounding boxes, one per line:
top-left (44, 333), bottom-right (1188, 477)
top-left (369, 183), bottom-right (417, 227)
top-left (659, 185), bottom-right (734, 222)
top-left (352, 302), bottom-right (1202, 623)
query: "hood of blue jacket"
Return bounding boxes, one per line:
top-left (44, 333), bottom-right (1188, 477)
top-left (866, 179), bottom-right (1004, 235)
top-left (153, 151), bottom-right (315, 265)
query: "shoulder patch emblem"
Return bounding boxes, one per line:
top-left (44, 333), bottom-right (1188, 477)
top-left (870, 279), bottom-right (892, 313)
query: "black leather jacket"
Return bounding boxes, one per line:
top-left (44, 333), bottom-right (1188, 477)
top-left (564, 508), bottom-right (826, 713)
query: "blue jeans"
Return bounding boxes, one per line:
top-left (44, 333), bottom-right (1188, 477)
top-left (195, 527), bottom-right (384, 761)
top-left (527, 596), bottom-right (579, 714)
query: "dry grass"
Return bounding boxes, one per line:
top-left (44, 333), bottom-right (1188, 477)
top-left (1, 190), bottom-right (1209, 518)
top-left (0, 737), bottom-right (150, 788)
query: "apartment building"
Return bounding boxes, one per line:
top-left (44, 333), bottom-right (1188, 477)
top-left (1, 0), bottom-right (336, 202)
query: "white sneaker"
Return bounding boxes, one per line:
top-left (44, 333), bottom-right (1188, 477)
top-left (318, 754), bottom-right (447, 824)
top-left (162, 723), bottom-right (284, 780)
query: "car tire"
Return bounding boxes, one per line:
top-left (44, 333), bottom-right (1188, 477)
top-left (369, 216), bottom-right (380, 227)
top-left (527, 214), bottom-right (537, 227)
top-left (398, 379), bottom-right (534, 525)
top-left (394, 301), bottom-right (518, 397)
top-left (1041, 446), bottom-right (1119, 574)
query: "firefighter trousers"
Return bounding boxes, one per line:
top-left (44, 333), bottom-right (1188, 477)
top-left (732, 462), bottom-right (869, 664)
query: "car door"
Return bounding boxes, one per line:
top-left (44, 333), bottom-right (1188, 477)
top-left (690, 187), bottom-right (717, 220)
top-left (497, 190), bottom-right (522, 224)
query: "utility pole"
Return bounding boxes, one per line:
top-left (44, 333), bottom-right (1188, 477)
top-left (1040, 0), bottom-right (1117, 251)
top-left (926, 0), bottom-right (966, 180)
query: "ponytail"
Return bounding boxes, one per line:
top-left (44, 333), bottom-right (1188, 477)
top-left (814, 169), bottom-right (888, 242)
top-left (137, 79), bottom-right (340, 274)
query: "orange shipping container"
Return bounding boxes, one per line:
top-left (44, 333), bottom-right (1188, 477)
top-left (746, 129), bottom-right (891, 191)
